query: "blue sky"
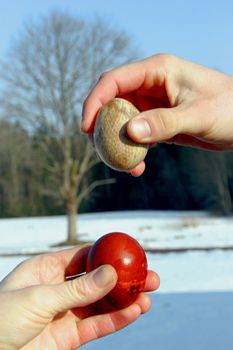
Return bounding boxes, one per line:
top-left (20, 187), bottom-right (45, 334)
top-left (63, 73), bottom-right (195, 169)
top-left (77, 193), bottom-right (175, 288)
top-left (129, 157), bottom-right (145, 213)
top-left (0, 0), bottom-right (233, 74)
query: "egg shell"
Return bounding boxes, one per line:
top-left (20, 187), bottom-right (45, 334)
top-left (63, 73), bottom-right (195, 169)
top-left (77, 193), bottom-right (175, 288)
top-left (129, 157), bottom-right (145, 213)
top-left (86, 232), bottom-right (148, 312)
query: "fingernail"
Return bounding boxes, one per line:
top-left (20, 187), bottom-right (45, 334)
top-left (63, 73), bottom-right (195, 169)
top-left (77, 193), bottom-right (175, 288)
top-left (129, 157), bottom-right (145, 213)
top-left (130, 119), bottom-right (151, 140)
top-left (93, 265), bottom-right (116, 288)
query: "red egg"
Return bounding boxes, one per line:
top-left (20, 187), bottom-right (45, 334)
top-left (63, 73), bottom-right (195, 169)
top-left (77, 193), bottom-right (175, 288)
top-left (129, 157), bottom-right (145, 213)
top-left (86, 232), bottom-right (147, 312)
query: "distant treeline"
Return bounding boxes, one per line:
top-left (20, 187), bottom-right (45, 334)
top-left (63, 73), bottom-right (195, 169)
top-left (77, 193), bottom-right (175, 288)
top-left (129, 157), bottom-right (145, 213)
top-left (90, 143), bottom-right (233, 215)
top-left (1, 119), bottom-right (233, 218)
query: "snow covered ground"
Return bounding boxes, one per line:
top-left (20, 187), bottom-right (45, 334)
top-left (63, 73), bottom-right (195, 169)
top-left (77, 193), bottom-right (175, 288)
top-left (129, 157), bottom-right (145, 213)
top-left (1, 210), bottom-right (233, 254)
top-left (0, 211), bottom-right (233, 349)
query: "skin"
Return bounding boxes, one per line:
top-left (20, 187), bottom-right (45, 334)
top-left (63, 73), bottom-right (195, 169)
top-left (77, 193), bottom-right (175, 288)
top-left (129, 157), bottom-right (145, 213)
top-left (0, 246), bottom-right (159, 350)
top-left (82, 54), bottom-right (233, 176)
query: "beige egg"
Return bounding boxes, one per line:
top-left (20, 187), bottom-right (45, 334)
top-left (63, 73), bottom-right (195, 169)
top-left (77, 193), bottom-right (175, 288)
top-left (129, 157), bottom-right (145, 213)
top-left (94, 98), bottom-right (149, 171)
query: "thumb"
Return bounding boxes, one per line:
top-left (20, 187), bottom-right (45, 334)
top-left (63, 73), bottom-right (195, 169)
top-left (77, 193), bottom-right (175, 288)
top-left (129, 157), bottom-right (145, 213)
top-left (127, 106), bottom-right (200, 143)
top-left (31, 265), bottom-right (117, 318)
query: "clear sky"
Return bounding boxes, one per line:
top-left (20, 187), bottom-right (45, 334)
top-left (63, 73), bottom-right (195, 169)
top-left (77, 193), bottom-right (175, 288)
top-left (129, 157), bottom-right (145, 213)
top-left (0, 0), bottom-right (233, 74)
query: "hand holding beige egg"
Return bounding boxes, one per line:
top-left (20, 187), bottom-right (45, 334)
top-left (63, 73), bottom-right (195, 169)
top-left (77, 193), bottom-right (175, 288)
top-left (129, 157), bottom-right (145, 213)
top-left (93, 98), bottom-right (149, 171)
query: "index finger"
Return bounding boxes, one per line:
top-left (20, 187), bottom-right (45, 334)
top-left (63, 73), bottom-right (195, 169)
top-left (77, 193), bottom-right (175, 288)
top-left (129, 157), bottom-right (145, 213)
top-left (0, 246), bottom-right (91, 291)
top-left (81, 61), bottom-right (147, 133)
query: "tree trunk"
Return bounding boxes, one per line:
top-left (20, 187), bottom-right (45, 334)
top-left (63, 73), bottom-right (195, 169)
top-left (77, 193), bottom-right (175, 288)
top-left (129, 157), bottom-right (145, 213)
top-left (50, 191), bottom-right (80, 247)
top-left (67, 195), bottom-right (78, 243)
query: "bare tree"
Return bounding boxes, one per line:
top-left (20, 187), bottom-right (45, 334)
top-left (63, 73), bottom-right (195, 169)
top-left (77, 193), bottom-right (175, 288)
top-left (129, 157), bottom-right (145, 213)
top-left (0, 11), bottom-right (138, 243)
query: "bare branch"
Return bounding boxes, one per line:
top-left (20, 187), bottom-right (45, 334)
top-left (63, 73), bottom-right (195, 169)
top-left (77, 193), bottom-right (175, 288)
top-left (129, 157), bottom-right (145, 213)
top-left (77, 178), bottom-right (116, 208)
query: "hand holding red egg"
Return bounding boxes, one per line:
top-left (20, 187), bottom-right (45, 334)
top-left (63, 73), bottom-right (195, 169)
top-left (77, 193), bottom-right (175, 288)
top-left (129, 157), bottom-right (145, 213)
top-left (86, 232), bottom-right (148, 312)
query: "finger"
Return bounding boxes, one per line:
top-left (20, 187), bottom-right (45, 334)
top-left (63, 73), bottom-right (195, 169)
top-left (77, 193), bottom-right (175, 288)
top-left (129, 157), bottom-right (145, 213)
top-left (81, 54), bottom-right (179, 133)
top-left (63, 245), bottom-right (91, 278)
top-left (33, 265), bottom-right (117, 318)
top-left (34, 245), bottom-right (91, 281)
top-left (130, 161), bottom-right (146, 177)
top-left (127, 105), bottom-right (208, 144)
top-left (38, 246), bottom-right (91, 277)
top-left (135, 292), bottom-right (152, 314)
top-left (144, 270), bottom-right (160, 292)
top-left (81, 60), bottom-right (149, 133)
top-left (1, 246), bottom-right (92, 292)
top-left (76, 303), bottom-right (142, 346)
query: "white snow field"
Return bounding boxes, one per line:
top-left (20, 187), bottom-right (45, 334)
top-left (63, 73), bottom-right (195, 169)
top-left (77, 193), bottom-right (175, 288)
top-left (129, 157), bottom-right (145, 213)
top-left (0, 210), bottom-right (233, 349)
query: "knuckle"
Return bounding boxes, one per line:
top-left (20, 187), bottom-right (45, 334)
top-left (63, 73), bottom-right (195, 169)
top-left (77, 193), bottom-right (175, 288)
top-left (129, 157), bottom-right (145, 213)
top-left (23, 286), bottom-right (53, 319)
top-left (153, 53), bottom-right (178, 81)
top-left (156, 109), bottom-right (178, 139)
top-left (67, 277), bottom-right (92, 304)
top-left (98, 70), bottom-right (110, 82)
top-left (23, 285), bottom-right (44, 308)
top-left (156, 110), bottom-right (167, 133)
top-left (36, 254), bottom-right (62, 283)
top-left (155, 53), bottom-right (176, 67)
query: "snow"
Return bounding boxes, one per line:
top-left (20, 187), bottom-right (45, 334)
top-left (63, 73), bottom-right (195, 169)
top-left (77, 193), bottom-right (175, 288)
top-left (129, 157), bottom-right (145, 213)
top-left (1, 210), bottom-right (233, 254)
top-left (0, 210), bottom-right (233, 349)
